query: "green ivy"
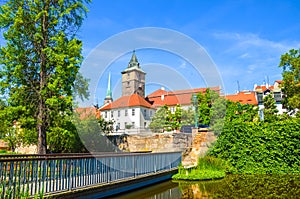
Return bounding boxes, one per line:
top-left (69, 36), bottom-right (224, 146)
top-left (208, 118), bottom-right (300, 174)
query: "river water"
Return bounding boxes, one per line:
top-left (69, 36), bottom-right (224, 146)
top-left (109, 174), bottom-right (300, 198)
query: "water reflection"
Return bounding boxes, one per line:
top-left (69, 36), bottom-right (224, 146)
top-left (111, 175), bottom-right (300, 199)
top-left (176, 175), bottom-right (300, 198)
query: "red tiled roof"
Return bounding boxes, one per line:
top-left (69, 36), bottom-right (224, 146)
top-left (75, 107), bottom-right (99, 119)
top-left (254, 85), bottom-right (274, 91)
top-left (225, 91), bottom-right (257, 105)
top-left (147, 86), bottom-right (220, 107)
top-left (100, 94), bottom-right (152, 111)
top-left (275, 80), bottom-right (283, 84)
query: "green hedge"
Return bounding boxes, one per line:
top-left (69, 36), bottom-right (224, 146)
top-left (208, 118), bottom-right (300, 174)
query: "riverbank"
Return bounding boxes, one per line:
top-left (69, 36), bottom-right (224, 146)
top-left (172, 156), bottom-right (226, 180)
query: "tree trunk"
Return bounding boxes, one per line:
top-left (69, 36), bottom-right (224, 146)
top-left (37, 102), bottom-right (47, 154)
top-left (37, 4), bottom-right (49, 155)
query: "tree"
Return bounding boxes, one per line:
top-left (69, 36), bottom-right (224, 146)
top-left (181, 107), bottom-right (195, 126)
top-left (210, 97), bottom-right (226, 135)
top-left (98, 117), bottom-right (114, 134)
top-left (263, 92), bottom-right (278, 122)
top-left (149, 105), bottom-right (169, 133)
top-left (279, 49), bottom-right (300, 112)
top-left (0, 0), bottom-right (90, 154)
top-left (197, 88), bottom-right (219, 125)
top-left (167, 104), bottom-right (183, 130)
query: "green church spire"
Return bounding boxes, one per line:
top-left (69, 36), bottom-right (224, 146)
top-left (106, 72), bottom-right (112, 98)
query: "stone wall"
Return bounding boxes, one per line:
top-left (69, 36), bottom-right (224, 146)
top-left (107, 133), bottom-right (193, 152)
top-left (0, 139), bottom-right (9, 151)
top-left (182, 128), bottom-right (217, 167)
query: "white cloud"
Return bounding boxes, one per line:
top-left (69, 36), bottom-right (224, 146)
top-left (213, 32), bottom-right (300, 54)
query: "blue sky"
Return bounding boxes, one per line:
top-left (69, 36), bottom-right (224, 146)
top-left (37, 1), bottom-right (300, 106)
top-left (79, 0), bottom-right (300, 106)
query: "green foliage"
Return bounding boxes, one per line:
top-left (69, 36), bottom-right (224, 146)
top-left (75, 115), bottom-right (119, 152)
top-left (263, 92), bottom-right (279, 122)
top-left (181, 107), bottom-right (195, 126)
top-left (172, 156), bottom-right (227, 180)
top-left (196, 89), bottom-right (219, 125)
top-left (0, 182), bottom-right (44, 198)
top-left (47, 114), bottom-right (85, 153)
top-left (210, 99), bottom-right (258, 136)
top-left (0, 0), bottom-right (90, 154)
top-left (166, 104), bottom-right (183, 130)
top-left (150, 104), bottom-right (190, 132)
top-left (98, 117), bottom-right (114, 134)
top-left (149, 105), bottom-right (169, 132)
top-left (279, 49), bottom-right (300, 111)
top-left (208, 118), bottom-right (300, 174)
top-left (0, 149), bottom-right (19, 154)
top-left (210, 97), bottom-right (226, 136)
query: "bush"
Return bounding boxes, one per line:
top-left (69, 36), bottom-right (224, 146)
top-left (208, 118), bottom-right (300, 174)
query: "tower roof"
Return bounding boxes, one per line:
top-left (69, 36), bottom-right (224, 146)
top-left (129, 50), bottom-right (138, 66)
top-left (105, 72), bottom-right (112, 99)
top-left (127, 50), bottom-right (140, 69)
top-left (122, 50), bottom-right (145, 73)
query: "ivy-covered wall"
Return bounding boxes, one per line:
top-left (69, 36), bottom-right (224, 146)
top-left (208, 118), bottom-right (300, 174)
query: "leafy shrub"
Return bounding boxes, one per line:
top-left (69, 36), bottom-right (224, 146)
top-left (208, 118), bottom-right (300, 174)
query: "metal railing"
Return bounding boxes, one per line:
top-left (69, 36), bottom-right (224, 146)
top-left (0, 152), bottom-right (181, 197)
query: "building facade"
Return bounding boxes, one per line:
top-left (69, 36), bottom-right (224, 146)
top-left (99, 51), bottom-right (222, 133)
top-left (254, 80), bottom-right (285, 114)
top-left (100, 51), bottom-right (155, 132)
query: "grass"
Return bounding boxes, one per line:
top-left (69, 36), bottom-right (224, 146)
top-left (172, 156), bottom-right (227, 180)
top-left (0, 149), bottom-right (19, 154)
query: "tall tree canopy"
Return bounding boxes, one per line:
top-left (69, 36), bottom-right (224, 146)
top-left (279, 49), bottom-right (300, 112)
top-left (0, 0), bottom-right (90, 154)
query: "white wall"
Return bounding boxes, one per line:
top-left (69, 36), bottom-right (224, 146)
top-left (101, 106), bottom-right (156, 131)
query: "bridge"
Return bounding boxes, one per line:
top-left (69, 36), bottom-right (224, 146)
top-left (0, 152), bottom-right (181, 198)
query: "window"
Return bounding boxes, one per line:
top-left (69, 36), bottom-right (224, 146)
top-left (132, 108), bottom-right (135, 116)
top-left (118, 110), bottom-right (120, 117)
top-left (105, 111), bottom-right (107, 118)
top-left (150, 110), bottom-right (152, 117)
top-left (274, 92), bottom-right (282, 103)
top-left (144, 122), bottom-right (147, 127)
top-left (111, 111), bottom-right (113, 117)
top-left (257, 93), bottom-right (263, 105)
top-left (125, 109), bottom-right (128, 116)
top-left (132, 122), bottom-right (135, 127)
top-left (170, 107), bottom-right (175, 113)
top-left (144, 109), bottom-right (147, 117)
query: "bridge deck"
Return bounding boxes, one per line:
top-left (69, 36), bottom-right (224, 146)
top-left (0, 152), bottom-right (181, 198)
